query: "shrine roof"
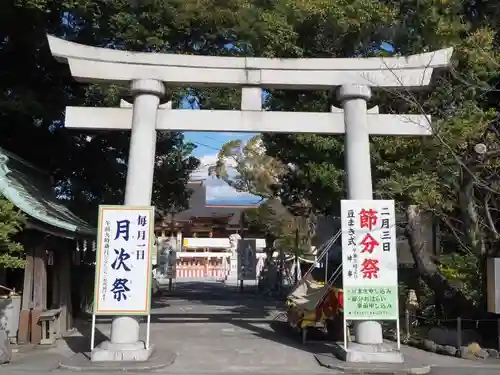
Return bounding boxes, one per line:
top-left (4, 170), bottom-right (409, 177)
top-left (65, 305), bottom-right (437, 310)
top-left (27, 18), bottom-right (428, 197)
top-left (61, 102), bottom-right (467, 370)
top-left (0, 147), bottom-right (95, 238)
top-left (172, 206), bottom-right (246, 225)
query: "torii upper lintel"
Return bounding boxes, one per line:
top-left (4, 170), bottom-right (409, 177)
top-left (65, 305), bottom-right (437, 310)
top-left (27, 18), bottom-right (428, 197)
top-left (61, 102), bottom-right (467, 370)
top-left (47, 35), bottom-right (452, 89)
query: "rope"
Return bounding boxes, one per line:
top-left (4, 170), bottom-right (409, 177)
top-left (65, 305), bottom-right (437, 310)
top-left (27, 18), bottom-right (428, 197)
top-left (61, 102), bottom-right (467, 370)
top-left (298, 230), bottom-right (341, 285)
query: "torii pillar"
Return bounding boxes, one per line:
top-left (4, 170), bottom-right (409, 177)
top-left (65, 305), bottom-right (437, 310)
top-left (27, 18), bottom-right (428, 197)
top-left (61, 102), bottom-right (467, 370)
top-left (93, 79), bottom-right (164, 361)
top-left (337, 84), bottom-right (390, 360)
top-left (46, 34), bottom-right (452, 363)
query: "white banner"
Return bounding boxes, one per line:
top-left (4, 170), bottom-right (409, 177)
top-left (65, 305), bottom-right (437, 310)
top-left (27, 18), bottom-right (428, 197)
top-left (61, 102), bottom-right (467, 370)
top-left (341, 200), bottom-right (399, 320)
top-left (94, 205), bottom-right (154, 315)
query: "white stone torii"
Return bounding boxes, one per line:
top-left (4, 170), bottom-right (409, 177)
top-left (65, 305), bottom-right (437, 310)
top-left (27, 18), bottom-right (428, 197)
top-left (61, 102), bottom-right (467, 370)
top-left (47, 35), bottom-right (452, 364)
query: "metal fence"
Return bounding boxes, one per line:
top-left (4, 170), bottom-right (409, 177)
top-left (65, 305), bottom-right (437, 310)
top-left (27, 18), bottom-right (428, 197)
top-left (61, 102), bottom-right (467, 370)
top-left (401, 309), bottom-right (500, 350)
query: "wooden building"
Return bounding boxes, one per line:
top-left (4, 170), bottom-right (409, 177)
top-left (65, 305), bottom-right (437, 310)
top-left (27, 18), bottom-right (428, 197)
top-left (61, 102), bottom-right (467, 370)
top-left (155, 180), bottom-right (266, 280)
top-left (0, 148), bottom-right (95, 345)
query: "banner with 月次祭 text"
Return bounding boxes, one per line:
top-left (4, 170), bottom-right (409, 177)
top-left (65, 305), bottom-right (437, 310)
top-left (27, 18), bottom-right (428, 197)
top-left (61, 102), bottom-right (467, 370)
top-left (341, 200), bottom-right (399, 320)
top-left (94, 205), bottom-right (154, 315)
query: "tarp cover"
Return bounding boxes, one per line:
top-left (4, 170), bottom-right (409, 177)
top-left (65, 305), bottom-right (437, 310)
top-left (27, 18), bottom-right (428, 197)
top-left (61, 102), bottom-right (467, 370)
top-left (287, 279), bottom-right (329, 313)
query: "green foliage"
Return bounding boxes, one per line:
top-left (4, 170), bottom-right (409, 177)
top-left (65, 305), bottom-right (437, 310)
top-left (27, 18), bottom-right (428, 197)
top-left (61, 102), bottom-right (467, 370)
top-left (209, 135), bottom-right (283, 198)
top-left (0, 0), bottom-right (200, 225)
top-left (244, 200), bottom-right (285, 239)
top-left (0, 196), bottom-right (26, 268)
top-left (244, 199), bottom-right (313, 256)
top-left (210, 134), bottom-right (316, 256)
top-left (259, 3), bottom-right (500, 274)
top-left (194, 0), bottom-right (500, 306)
top-left (6, 0), bottom-right (500, 307)
top-left (439, 253), bottom-right (480, 303)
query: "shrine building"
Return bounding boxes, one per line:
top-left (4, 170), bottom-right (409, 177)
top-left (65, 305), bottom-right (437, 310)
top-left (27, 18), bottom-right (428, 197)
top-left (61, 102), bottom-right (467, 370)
top-left (154, 180), bottom-right (266, 280)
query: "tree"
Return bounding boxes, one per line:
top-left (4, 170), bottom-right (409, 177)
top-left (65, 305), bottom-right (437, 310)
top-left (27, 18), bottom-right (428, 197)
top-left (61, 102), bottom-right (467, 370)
top-left (7, 0), bottom-right (500, 314)
top-left (346, 25), bottom-right (500, 315)
top-left (209, 135), bottom-right (282, 198)
top-left (0, 196), bottom-right (26, 269)
top-left (0, 0), bottom-right (200, 224)
top-left (244, 199), bottom-right (314, 257)
top-left (210, 134), bottom-right (317, 258)
top-left (259, 1), bottom-right (500, 314)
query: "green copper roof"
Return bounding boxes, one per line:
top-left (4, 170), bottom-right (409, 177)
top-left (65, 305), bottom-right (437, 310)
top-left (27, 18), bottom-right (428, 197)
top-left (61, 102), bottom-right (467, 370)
top-left (0, 147), bottom-right (95, 238)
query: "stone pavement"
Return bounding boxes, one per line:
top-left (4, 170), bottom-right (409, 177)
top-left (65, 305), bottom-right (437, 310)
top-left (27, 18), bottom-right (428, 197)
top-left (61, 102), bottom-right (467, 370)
top-left (1, 281), bottom-right (500, 375)
top-left (145, 281), bottom-right (327, 374)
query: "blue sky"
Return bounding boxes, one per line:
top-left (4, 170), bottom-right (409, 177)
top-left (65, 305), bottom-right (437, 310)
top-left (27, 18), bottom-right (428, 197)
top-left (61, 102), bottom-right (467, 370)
top-left (184, 131), bottom-right (261, 204)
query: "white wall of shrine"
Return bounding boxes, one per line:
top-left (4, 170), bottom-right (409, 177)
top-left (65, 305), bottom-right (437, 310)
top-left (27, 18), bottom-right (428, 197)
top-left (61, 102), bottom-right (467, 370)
top-left (154, 236), bottom-right (269, 280)
top-left (182, 237), bottom-right (266, 249)
top-left (156, 252), bottom-right (271, 280)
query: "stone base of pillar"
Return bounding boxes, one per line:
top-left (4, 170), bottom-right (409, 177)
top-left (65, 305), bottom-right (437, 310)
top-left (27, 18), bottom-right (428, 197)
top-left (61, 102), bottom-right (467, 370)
top-left (333, 342), bottom-right (404, 363)
top-left (60, 347), bottom-right (176, 371)
top-left (91, 341), bottom-right (154, 362)
top-left (355, 320), bottom-right (383, 344)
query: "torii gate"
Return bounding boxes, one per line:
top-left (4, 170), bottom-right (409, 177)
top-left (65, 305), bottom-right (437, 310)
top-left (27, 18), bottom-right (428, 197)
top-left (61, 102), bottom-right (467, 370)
top-left (47, 35), bottom-right (452, 364)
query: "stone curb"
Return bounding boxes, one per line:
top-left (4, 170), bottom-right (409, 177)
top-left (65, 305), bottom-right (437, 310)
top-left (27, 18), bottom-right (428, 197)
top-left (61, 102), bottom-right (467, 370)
top-left (58, 350), bottom-right (176, 372)
top-left (314, 354), bottom-right (431, 375)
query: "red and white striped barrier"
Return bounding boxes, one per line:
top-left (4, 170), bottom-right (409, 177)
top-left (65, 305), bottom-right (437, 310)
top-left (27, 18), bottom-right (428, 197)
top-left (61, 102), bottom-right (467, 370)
top-left (175, 267), bottom-right (227, 279)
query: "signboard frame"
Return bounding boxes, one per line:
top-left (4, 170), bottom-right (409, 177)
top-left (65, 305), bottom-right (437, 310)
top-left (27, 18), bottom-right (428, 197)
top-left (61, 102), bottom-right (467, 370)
top-left (487, 257), bottom-right (500, 314)
top-left (340, 199), bottom-right (401, 350)
top-left (93, 205), bottom-right (154, 316)
top-left (90, 205), bottom-right (154, 351)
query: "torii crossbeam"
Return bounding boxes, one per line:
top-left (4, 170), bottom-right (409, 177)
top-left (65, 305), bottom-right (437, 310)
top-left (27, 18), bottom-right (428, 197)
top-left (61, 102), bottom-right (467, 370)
top-left (65, 106), bottom-right (431, 135)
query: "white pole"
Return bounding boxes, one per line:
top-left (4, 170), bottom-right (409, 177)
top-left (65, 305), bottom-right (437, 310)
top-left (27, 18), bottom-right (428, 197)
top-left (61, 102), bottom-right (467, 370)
top-left (343, 317), bottom-right (348, 350)
top-left (396, 317), bottom-right (401, 351)
top-left (90, 313), bottom-right (96, 351)
top-left (146, 314), bottom-right (151, 350)
top-left (324, 256), bottom-right (328, 284)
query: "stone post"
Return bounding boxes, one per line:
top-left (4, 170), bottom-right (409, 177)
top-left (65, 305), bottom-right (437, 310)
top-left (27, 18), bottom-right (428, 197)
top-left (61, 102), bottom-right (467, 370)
top-left (176, 230), bottom-right (182, 251)
top-left (93, 79), bottom-right (165, 361)
top-left (227, 234), bottom-right (240, 284)
top-left (337, 84), bottom-right (384, 346)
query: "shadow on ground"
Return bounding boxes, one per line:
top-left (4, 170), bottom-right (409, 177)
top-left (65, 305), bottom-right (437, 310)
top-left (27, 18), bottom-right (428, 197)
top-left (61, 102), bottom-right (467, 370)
top-left (62, 281), bottom-right (334, 357)
top-left (158, 281), bottom-right (333, 355)
top-left (62, 319), bottom-right (109, 355)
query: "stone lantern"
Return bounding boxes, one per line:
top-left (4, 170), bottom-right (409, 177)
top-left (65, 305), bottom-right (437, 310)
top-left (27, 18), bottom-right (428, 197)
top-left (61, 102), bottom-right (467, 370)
top-left (405, 289), bottom-right (419, 312)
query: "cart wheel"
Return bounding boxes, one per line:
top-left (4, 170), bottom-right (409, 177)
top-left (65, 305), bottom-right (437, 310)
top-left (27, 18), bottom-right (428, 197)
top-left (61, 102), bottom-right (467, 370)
top-left (301, 327), bottom-right (307, 344)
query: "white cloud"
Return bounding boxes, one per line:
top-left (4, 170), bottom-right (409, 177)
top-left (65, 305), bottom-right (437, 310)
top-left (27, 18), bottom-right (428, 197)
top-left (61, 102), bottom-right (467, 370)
top-left (190, 154), bottom-right (217, 180)
top-left (205, 178), bottom-right (258, 202)
top-left (219, 132), bottom-right (257, 138)
top-left (191, 154), bottom-right (238, 179)
top-left (191, 154), bottom-right (258, 202)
